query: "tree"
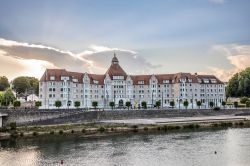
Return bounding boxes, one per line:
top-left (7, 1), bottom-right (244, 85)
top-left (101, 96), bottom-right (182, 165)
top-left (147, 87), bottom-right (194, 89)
top-left (74, 101), bottom-right (80, 109)
top-left (156, 100), bottom-right (161, 109)
top-left (0, 92), bottom-right (4, 106)
top-left (55, 100), bottom-right (62, 109)
top-left (92, 101), bottom-right (98, 109)
top-left (0, 76), bottom-right (10, 91)
top-left (196, 101), bottom-right (201, 109)
top-left (209, 101), bottom-right (214, 108)
top-left (222, 101), bottom-right (226, 109)
top-left (246, 101), bottom-right (250, 108)
top-left (109, 101), bottom-right (115, 110)
top-left (2, 88), bottom-right (15, 106)
top-left (170, 101), bottom-right (175, 108)
top-left (183, 100), bottom-right (189, 109)
top-left (240, 97), bottom-right (249, 104)
top-left (13, 100), bottom-right (21, 108)
top-left (226, 67), bottom-right (250, 97)
top-left (141, 101), bottom-right (147, 109)
top-left (234, 101), bottom-right (238, 109)
top-left (35, 101), bottom-right (42, 108)
top-left (12, 76), bottom-right (39, 96)
top-left (125, 101), bottom-right (131, 110)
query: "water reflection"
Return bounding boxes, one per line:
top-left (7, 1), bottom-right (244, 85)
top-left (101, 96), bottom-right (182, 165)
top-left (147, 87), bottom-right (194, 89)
top-left (0, 128), bottom-right (250, 166)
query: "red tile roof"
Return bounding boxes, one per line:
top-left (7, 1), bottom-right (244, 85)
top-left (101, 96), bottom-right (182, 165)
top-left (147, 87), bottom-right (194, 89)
top-left (130, 75), bottom-right (152, 85)
top-left (87, 74), bottom-right (105, 85)
top-left (105, 63), bottom-right (127, 79)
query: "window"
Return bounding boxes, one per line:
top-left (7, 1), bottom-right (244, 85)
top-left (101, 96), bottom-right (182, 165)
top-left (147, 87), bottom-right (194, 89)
top-left (113, 76), bottom-right (124, 80)
top-left (138, 81), bottom-right (144, 85)
top-left (50, 76), bottom-right (55, 81)
top-left (93, 80), bottom-right (99, 84)
top-left (163, 80), bottom-right (169, 84)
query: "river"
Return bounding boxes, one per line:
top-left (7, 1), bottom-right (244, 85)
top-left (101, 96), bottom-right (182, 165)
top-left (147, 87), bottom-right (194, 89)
top-left (0, 128), bottom-right (250, 166)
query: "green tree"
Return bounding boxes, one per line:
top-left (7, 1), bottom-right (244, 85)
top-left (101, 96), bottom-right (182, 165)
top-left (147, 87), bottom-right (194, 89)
top-left (209, 101), bottom-right (214, 108)
top-left (170, 100), bottom-right (175, 108)
top-left (109, 101), bottom-right (115, 110)
top-left (92, 101), bottom-right (98, 109)
top-left (183, 100), bottom-right (189, 109)
top-left (141, 101), bottom-right (147, 109)
top-left (2, 88), bottom-right (15, 106)
top-left (125, 101), bottom-right (131, 110)
top-left (240, 97), bottom-right (249, 104)
top-left (35, 101), bottom-right (42, 108)
top-left (12, 76), bottom-right (39, 96)
top-left (156, 100), bottom-right (161, 109)
top-left (0, 92), bottom-right (4, 106)
top-left (55, 100), bottom-right (62, 109)
top-left (0, 76), bottom-right (10, 91)
top-left (222, 101), bottom-right (226, 109)
top-left (74, 101), bottom-right (80, 109)
top-left (13, 100), bottom-right (21, 108)
top-left (234, 101), bottom-right (238, 109)
top-left (196, 101), bottom-right (201, 109)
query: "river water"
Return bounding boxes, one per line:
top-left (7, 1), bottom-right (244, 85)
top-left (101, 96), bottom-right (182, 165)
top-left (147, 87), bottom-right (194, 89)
top-left (0, 128), bottom-right (250, 166)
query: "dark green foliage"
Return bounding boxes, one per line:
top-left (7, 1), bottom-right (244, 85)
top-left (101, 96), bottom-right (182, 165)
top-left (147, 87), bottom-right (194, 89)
top-left (55, 100), bottom-right (62, 108)
top-left (196, 101), bottom-right (201, 108)
top-left (35, 101), bottom-right (42, 108)
top-left (170, 101), bottom-right (175, 108)
top-left (74, 101), bottom-right (80, 108)
top-left (246, 101), bottom-right (250, 108)
top-left (10, 122), bottom-right (17, 130)
top-left (156, 100), bottom-right (161, 109)
top-left (109, 101), bottom-right (115, 109)
top-left (59, 130), bottom-right (64, 135)
top-left (125, 101), bottom-right (131, 110)
top-left (92, 101), bottom-right (98, 109)
top-left (143, 127), bottom-right (148, 131)
top-left (50, 131), bottom-right (55, 135)
top-left (222, 101), bottom-right (226, 108)
top-left (234, 101), bottom-right (238, 108)
top-left (0, 76), bottom-right (10, 91)
top-left (13, 100), bottom-right (21, 108)
top-left (20, 132), bottom-right (24, 137)
top-left (240, 97), bottom-right (249, 104)
top-left (81, 129), bottom-right (86, 133)
top-left (71, 130), bottom-right (75, 134)
top-left (183, 100), bottom-right (189, 109)
top-left (226, 67), bottom-right (250, 97)
top-left (98, 126), bottom-right (105, 132)
top-left (209, 101), bottom-right (214, 108)
top-left (141, 101), bottom-right (147, 109)
top-left (33, 132), bottom-right (38, 136)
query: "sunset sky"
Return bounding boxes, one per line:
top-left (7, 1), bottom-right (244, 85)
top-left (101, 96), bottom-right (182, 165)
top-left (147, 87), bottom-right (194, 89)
top-left (0, 0), bottom-right (249, 81)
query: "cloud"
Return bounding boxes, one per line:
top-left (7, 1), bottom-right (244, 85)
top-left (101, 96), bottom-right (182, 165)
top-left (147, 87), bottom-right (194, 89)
top-left (0, 38), bottom-right (159, 80)
top-left (206, 44), bottom-right (250, 81)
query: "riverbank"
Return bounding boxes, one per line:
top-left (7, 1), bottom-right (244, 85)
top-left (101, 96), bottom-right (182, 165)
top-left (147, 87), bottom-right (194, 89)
top-left (1, 115), bottom-right (250, 140)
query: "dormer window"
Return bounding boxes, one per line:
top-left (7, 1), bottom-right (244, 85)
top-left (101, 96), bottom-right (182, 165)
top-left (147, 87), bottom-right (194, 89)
top-left (198, 79), bottom-right (202, 83)
top-left (73, 78), bottom-right (78, 82)
top-left (93, 80), bottom-right (99, 84)
top-left (203, 79), bottom-right (209, 83)
top-left (188, 79), bottom-right (192, 83)
top-left (211, 79), bottom-right (217, 83)
top-left (113, 76), bottom-right (124, 80)
top-left (138, 81), bottom-right (144, 85)
top-left (163, 80), bottom-right (169, 84)
top-left (50, 76), bottom-right (55, 81)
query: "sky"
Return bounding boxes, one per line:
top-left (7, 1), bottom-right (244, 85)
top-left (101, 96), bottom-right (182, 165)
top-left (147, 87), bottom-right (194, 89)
top-left (0, 0), bottom-right (249, 81)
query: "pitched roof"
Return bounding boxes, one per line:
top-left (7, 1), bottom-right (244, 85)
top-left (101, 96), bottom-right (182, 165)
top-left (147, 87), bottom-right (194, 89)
top-left (87, 74), bottom-right (105, 85)
top-left (155, 74), bottom-right (174, 84)
top-left (130, 75), bottom-right (152, 85)
top-left (40, 69), bottom-right (68, 82)
top-left (196, 75), bottom-right (224, 84)
top-left (105, 63), bottom-right (127, 79)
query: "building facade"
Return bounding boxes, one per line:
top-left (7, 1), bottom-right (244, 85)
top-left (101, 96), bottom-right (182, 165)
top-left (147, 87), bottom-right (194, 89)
top-left (39, 54), bottom-right (225, 109)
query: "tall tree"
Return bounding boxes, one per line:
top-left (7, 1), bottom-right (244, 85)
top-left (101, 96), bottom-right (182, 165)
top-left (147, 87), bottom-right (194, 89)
top-left (0, 76), bottom-right (10, 91)
top-left (12, 76), bottom-right (39, 96)
top-left (2, 88), bottom-right (16, 106)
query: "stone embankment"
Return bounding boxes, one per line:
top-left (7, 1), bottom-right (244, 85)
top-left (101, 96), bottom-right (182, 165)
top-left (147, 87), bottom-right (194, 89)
top-left (1, 108), bottom-right (250, 126)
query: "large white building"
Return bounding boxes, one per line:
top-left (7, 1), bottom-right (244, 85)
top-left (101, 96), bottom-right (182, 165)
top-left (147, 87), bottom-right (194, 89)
top-left (39, 54), bottom-right (225, 109)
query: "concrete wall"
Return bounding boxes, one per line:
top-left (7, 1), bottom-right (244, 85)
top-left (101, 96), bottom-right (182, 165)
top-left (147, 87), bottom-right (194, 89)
top-left (1, 108), bottom-right (250, 126)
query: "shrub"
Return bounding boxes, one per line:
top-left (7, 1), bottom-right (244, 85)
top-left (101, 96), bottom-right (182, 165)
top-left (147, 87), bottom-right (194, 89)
top-left (131, 125), bottom-right (138, 129)
top-left (125, 101), bottom-right (131, 110)
top-left (143, 127), bottom-right (148, 131)
top-left (10, 122), bottom-right (17, 130)
top-left (10, 131), bottom-right (19, 138)
top-left (234, 101), bottom-right (238, 109)
top-left (109, 102), bottom-right (115, 110)
top-left (59, 130), bottom-right (64, 135)
top-left (33, 132), bottom-right (38, 136)
top-left (55, 100), bottom-right (62, 108)
top-left (35, 101), bottom-right (42, 108)
top-left (196, 101), bottom-right (201, 109)
top-left (50, 131), bottom-right (55, 135)
top-left (209, 102), bottom-right (214, 108)
top-left (240, 97), bottom-right (249, 104)
top-left (239, 122), bottom-right (244, 126)
top-left (222, 101), bottom-right (226, 108)
top-left (156, 100), bottom-right (161, 109)
top-left (141, 101), bottom-right (147, 109)
top-left (81, 128), bottom-right (86, 133)
top-left (92, 101), bottom-right (98, 109)
top-left (74, 101), bottom-right (80, 109)
top-left (246, 101), bottom-right (250, 108)
top-left (98, 126), bottom-right (105, 132)
top-left (20, 132), bottom-right (24, 137)
top-left (13, 100), bottom-right (21, 108)
top-left (157, 126), bottom-right (161, 130)
top-left (213, 107), bottom-right (220, 111)
top-left (71, 130), bottom-right (75, 134)
top-left (170, 101), bottom-right (175, 108)
top-left (183, 100), bottom-right (189, 109)
top-left (110, 128), bottom-right (114, 131)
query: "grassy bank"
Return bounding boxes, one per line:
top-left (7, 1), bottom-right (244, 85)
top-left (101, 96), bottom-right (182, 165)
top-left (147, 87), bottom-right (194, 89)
top-left (1, 119), bottom-right (250, 140)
